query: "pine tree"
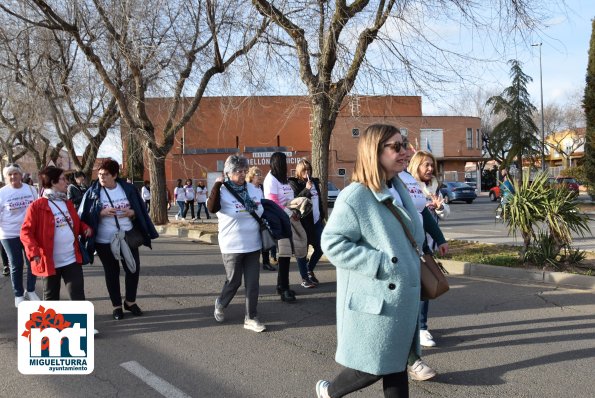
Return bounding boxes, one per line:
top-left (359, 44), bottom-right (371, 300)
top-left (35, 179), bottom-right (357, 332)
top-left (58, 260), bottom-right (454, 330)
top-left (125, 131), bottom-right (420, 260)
top-left (584, 19), bottom-right (595, 199)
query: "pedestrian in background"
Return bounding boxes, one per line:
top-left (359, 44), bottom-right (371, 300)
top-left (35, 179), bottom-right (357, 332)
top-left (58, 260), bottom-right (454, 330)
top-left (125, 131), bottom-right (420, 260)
top-left (21, 166), bottom-right (93, 301)
top-left (195, 180), bottom-right (210, 220)
top-left (316, 124), bottom-right (423, 398)
top-left (78, 158), bottom-right (158, 320)
top-left (183, 178), bottom-right (196, 220)
top-left (0, 181), bottom-right (8, 276)
top-left (67, 171), bottom-right (88, 210)
top-left (263, 152), bottom-right (298, 302)
top-left (289, 159), bottom-right (324, 288)
top-left (174, 179), bottom-right (186, 220)
top-left (207, 155), bottom-right (266, 333)
top-left (247, 166), bottom-right (276, 272)
top-left (141, 180), bottom-right (151, 212)
top-left (0, 163), bottom-right (40, 307)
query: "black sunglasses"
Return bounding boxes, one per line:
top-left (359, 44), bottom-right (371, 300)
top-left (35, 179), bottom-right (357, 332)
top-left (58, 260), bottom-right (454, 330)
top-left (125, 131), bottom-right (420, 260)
top-left (383, 141), bottom-right (408, 152)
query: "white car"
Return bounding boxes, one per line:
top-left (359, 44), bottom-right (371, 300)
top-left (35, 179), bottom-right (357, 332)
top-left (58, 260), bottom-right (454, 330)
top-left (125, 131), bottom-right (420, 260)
top-left (327, 182), bottom-right (341, 207)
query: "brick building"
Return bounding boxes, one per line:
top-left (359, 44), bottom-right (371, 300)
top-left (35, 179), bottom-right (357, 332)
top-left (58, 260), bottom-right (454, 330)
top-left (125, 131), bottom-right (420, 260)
top-left (134, 95), bottom-right (483, 191)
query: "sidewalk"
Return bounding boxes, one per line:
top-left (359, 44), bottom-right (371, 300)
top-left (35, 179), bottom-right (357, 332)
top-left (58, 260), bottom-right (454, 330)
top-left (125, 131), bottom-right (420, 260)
top-left (156, 222), bottom-right (595, 291)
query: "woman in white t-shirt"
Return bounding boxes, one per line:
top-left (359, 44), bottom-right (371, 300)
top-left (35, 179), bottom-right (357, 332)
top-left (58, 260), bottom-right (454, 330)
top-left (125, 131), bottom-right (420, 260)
top-left (263, 152), bottom-right (298, 303)
top-left (0, 163), bottom-right (40, 307)
top-left (207, 155), bottom-right (266, 333)
top-left (195, 181), bottom-right (210, 219)
top-left (183, 178), bottom-right (196, 220)
top-left (174, 179), bottom-right (186, 220)
top-left (21, 166), bottom-right (93, 301)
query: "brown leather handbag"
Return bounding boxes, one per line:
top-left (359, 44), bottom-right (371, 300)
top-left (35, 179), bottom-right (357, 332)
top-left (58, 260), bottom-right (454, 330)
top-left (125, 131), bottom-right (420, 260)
top-left (384, 200), bottom-right (449, 300)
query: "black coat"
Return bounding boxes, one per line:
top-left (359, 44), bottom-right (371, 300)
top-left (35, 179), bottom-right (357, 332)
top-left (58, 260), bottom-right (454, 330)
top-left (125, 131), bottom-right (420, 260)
top-left (288, 177), bottom-right (324, 245)
top-left (261, 199), bottom-right (292, 240)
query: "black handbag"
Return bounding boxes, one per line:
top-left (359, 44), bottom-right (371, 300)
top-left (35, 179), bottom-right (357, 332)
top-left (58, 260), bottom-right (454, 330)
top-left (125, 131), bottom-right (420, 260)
top-left (103, 187), bottom-right (145, 249)
top-left (48, 199), bottom-right (91, 265)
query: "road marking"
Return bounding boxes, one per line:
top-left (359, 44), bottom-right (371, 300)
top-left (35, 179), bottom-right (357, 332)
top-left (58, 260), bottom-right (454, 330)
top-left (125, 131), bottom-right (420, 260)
top-left (120, 361), bottom-right (192, 398)
top-left (475, 229), bottom-right (499, 232)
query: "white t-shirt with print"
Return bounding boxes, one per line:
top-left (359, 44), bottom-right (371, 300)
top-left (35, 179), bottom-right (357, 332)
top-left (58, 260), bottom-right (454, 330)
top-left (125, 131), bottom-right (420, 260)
top-left (174, 186), bottom-right (186, 202)
top-left (310, 184), bottom-right (320, 223)
top-left (399, 171), bottom-right (425, 225)
top-left (195, 186), bottom-right (208, 203)
top-left (0, 184), bottom-right (38, 239)
top-left (184, 185), bottom-right (195, 200)
top-left (216, 183), bottom-right (264, 254)
top-left (96, 183), bottom-right (134, 244)
top-left (263, 172), bottom-right (294, 210)
top-left (48, 200), bottom-right (76, 268)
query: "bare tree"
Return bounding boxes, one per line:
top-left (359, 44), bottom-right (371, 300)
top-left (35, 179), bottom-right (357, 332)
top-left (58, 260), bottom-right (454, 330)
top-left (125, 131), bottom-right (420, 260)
top-left (251, 0), bottom-right (552, 207)
top-left (4, 0), bottom-right (267, 224)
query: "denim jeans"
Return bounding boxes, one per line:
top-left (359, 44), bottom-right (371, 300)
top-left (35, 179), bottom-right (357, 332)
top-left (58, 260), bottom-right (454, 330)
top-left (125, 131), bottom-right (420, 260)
top-left (1, 237), bottom-right (37, 297)
top-left (296, 220), bottom-right (323, 279)
top-left (196, 202), bottom-right (210, 219)
top-left (176, 201), bottom-right (185, 217)
top-left (419, 299), bottom-right (429, 330)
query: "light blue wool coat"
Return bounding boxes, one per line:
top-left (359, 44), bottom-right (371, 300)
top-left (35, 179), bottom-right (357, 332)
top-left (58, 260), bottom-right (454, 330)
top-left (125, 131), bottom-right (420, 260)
top-left (321, 176), bottom-right (424, 376)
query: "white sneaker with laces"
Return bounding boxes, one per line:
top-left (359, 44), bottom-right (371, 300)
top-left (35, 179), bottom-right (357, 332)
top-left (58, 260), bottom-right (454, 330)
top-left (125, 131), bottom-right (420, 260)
top-left (244, 317), bottom-right (266, 332)
top-left (25, 291), bottom-right (41, 301)
top-left (15, 296), bottom-right (25, 308)
top-left (420, 329), bottom-right (436, 347)
top-left (315, 380), bottom-right (330, 398)
top-left (408, 358), bottom-right (437, 381)
top-left (214, 299), bottom-right (225, 323)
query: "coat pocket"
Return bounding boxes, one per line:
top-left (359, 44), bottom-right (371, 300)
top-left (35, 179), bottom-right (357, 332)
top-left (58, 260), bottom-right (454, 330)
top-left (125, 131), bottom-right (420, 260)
top-left (347, 292), bottom-right (384, 315)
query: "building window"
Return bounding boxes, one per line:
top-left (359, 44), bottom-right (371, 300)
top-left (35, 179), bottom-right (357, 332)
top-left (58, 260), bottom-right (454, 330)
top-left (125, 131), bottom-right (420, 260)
top-left (476, 129), bottom-right (481, 149)
top-left (352, 128), bottom-right (360, 137)
top-left (216, 160), bottom-right (224, 172)
top-left (466, 128), bottom-right (473, 149)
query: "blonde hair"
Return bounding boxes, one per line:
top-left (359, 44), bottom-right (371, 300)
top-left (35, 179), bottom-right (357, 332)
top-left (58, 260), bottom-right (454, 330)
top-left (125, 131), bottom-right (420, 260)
top-left (295, 159), bottom-right (312, 179)
top-left (352, 124), bottom-right (401, 192)
top-left (246, 166), bottom-right (262, 183)
top-left (408, 150), bottom-right (438, 182)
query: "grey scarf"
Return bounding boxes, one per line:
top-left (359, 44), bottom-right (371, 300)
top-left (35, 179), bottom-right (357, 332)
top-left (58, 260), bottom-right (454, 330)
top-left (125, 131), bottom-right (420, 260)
top-left (42, 188), bottom-right (68, 202)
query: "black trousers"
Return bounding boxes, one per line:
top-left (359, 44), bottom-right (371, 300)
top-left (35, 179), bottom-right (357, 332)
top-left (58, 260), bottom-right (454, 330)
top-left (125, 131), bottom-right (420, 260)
top-left (96, 243), bottom-right (140, 307)
top-left (276, 257), bottom-right (290, 290)
top-left (328, 367), bottom-right (408, 398)
top-left (43, 262), bottom-right (85, 300)
top-left (183, 200), bottom-right (195, 219)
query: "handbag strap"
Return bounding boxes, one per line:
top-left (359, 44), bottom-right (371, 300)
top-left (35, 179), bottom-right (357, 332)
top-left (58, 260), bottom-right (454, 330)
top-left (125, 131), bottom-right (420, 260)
top-left (382, 200), bottom-right (422, 257)
top-left (48, 199), bottom-right (77, 237)
top-left (102, 186), bottom-right (121, 230)
top-left (222, 181), bottom-right (264, 226)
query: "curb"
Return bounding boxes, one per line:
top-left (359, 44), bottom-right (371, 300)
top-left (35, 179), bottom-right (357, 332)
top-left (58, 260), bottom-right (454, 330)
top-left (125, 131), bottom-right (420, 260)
top-left (155, 225), bottom-right (594, 291)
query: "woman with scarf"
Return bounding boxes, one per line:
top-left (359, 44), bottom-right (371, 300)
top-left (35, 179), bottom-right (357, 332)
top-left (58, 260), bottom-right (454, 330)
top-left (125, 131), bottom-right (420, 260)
top-left (78, 158), bottom-right (158, 320)
top-left (20, 166), bottom-right (93, 301)
top-left (207, 155), bottom-right (266, 332)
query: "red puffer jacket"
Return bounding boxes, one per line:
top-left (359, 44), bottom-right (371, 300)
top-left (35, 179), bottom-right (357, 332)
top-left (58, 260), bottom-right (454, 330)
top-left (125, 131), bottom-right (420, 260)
top-left (20, 198), bottom-right (92, 277)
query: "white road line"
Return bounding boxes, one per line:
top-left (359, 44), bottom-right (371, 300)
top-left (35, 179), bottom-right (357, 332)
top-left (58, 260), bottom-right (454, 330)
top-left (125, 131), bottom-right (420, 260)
top-left (474, 229), bottom-right (499, 232)
top-left (120, 361), bottom-right (192, 398)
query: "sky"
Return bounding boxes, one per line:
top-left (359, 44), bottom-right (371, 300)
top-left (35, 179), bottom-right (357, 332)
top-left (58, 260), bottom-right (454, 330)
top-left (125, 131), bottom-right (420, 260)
top-left (423, 0), bottom-right (595, 115)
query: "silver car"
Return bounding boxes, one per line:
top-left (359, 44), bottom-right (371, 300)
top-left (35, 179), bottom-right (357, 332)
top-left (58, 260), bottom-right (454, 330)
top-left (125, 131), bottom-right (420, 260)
top-left (327, 182), bottom-right (341, 207)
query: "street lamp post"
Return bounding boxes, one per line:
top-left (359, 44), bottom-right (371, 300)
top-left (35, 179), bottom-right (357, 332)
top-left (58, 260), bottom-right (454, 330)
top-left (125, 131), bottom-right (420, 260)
top-left (532, 42), bottom-right (546, 172)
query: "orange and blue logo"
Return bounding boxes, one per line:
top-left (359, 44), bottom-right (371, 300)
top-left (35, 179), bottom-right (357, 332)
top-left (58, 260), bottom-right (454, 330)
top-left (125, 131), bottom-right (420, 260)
top-left (18, 301), bottom-right (94, 374)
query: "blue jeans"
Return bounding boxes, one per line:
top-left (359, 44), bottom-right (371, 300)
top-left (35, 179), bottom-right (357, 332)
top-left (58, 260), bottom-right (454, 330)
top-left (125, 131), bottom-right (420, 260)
top-left (297, 220), bottom-right (324, 279)
top-left (196, 202), bottom-right (210, 219)
top-left (1, 237), bottom-right (37, 297)
top-left (176, 201), bottom-right (185, 217)
top-left (419, 299), bottom-right (429, 330)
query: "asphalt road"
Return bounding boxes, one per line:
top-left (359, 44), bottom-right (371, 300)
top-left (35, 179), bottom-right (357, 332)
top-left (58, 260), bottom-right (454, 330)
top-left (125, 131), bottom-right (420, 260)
top-left (1, 236), bottom-right (594, 397)
top-left (438, 196), bottom-right (595, 251)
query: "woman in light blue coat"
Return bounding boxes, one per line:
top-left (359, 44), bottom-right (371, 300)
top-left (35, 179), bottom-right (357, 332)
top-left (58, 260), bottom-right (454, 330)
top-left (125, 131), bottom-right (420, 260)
top-left (316, 124), bottom-right (424, 398)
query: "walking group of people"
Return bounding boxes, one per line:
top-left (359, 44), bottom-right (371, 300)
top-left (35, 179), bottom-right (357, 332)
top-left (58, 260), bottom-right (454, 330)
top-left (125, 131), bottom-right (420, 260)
top-left (1, 159), bottom-right (158, 325)
top-left (173, 179), bottom-right (210, 220)
top-left (204, 124), bottom-right (450, 398)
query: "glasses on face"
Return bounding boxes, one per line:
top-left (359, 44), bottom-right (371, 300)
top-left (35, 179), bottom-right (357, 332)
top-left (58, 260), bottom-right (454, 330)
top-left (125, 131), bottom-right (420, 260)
top-left (383, 141), bottom-right (408, 153)
top-left (232, 169), bottom-right (248, 175)
top-left (254, 173), bottom-right (262, 177)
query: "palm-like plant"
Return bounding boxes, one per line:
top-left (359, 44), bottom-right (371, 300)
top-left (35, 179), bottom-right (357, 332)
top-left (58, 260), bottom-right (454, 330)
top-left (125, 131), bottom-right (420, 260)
top-left (542, 186), bottom-right (591, 252)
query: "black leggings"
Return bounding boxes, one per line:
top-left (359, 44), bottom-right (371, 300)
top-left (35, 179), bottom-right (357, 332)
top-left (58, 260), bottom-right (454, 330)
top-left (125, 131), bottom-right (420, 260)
top-left (276, 256), bottom-right (290, 289)
top-left (43, 262), bottom-right (85, 301)
top-left (96, 243), bottom-right (140, 307)
top-left (328, 367), bottom-right (408, 398)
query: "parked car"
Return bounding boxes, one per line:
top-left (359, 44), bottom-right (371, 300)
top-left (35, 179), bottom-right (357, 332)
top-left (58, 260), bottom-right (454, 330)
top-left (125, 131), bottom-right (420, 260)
top-left (327, 181), bottom-right (341, 207)
top-left (489, 186), bottom-right (501, 201)
top-left (555, 177), bottom-right (580, 193)
top-left (440, 181), bottom-right (477, 204)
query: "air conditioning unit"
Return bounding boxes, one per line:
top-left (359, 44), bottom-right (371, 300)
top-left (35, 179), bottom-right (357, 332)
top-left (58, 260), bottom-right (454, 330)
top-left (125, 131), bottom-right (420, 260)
top-left (352, 128), bottom-right (360, 137)
top-left (338, 168), bottom-right (346, 176)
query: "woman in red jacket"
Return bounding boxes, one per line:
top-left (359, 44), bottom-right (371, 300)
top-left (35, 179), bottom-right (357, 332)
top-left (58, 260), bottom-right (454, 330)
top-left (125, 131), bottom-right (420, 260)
top-left (20, 166), bottom-right (92, 300)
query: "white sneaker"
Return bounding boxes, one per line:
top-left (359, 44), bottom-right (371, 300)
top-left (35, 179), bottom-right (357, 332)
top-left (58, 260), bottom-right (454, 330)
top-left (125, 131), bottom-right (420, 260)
top-left (25, 291), bottom-right (41, 301)
top-left (15, 296), bottom-right (25, 308)
top-left (175, 215), bottom-right (179, 220)
top-left (214, 299), bottom-right (225, 323)
top-left (315, 380), bottom-right (330, 398)
top-left (94, 329), bottom-right (99, 335)
top-left (243, 317), bottom-right (266, 332)
top-left (408, 359), bottom-right (437, 381)
top-left (420, 329), bottom-right (436, 347)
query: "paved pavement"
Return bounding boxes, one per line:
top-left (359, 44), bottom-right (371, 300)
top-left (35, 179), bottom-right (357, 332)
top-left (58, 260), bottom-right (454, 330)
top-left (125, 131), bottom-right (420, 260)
top-left (1, 236), bottom-right (594, 397)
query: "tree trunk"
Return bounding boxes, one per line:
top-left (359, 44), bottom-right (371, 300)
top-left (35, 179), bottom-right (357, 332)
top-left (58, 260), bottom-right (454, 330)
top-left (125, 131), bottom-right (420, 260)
top-left (310, 97), bottom-right (335, 218)
top-left (148, 146), bottom-right (168, 225)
